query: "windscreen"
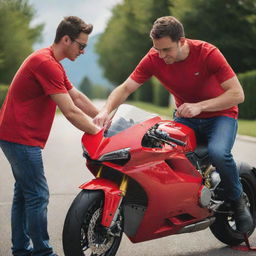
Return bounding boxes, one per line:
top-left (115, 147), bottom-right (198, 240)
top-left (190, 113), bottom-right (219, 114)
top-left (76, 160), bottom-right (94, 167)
top-left (104, 104), bottom-right (157, 137)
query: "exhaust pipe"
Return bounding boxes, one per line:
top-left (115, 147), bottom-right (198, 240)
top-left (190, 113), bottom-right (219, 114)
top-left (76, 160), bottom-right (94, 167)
top-left (177, 217), bottom-right (215, 234)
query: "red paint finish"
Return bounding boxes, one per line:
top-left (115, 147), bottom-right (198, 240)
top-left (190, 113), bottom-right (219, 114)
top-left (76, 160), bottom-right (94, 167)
top-left (80, 109), bottom-right (210, 242)
top-left (77, 105), bottom-right (227, 243)
top-left (79, 178), bottom-right (122, 227)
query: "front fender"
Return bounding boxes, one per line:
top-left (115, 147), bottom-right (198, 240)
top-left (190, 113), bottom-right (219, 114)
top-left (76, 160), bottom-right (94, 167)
top-left (79, 178), bottom-right (123, 227)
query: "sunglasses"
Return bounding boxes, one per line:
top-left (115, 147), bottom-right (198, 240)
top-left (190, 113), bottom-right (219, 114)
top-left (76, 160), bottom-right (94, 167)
top-left (73, 39), bottom-right (87, 51)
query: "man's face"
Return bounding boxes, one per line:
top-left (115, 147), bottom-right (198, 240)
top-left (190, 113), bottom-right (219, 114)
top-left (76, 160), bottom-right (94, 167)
top-left (66, 32), bottom-right (88, 61)
top-left (152, 36), bottom-right (185, 64)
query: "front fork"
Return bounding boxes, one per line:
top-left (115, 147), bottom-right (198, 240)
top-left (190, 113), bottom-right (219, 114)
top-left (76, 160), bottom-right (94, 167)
top-left (97, 166), bottom-right (128, 228)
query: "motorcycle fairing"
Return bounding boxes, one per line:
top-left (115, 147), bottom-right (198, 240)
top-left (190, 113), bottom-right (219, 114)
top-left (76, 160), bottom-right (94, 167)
top-left (79, 178), bottom-right (122, 227)
top-left (80, 105), bottom-right (212, 242)
top-left (122, 160), bottom-right (211, 243)
top-left (82, 116), bottom-right (161, 160)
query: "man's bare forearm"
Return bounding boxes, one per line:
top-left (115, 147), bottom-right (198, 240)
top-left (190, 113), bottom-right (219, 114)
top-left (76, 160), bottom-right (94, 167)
top-left (65, 107), bottom-right (99, 134)
top-left (103, 86), bottom-right (128, 114)
top-left (177, 76), bottom-right (245, 118)
top-left (103, 78), bottom-right (140, 114)
top-left (74, 92), bottom-right (99, 118)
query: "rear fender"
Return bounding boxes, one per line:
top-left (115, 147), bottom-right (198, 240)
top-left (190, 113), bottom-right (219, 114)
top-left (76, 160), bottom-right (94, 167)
top-left (79, 178), bottom-right (122, 227)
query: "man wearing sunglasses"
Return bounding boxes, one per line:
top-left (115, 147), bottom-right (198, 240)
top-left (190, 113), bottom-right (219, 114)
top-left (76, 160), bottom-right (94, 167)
top-left (0, 16), bottom-right (99, 256)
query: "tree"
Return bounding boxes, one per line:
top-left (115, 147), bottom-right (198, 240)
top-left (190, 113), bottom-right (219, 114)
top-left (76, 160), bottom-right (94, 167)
top-left (79, 76), bottom-right (93, 98)
top-left (96, 0), bottom-right (173, 102)
top-left (79, 76), bottom-right (111, 99)
top-left (152, 78), bottom-right (170, 107)
top-left (174, 0), bottom-right (256, 73)
top-left (0, 0), bottom-right (43, 84)
top-left (91, 85), bottom-right (111, 99)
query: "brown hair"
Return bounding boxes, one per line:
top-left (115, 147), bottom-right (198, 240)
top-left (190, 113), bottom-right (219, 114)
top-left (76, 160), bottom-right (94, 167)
top-left (150, 16), bottom-right (185, 42)
top-left (54, 16), bottom-right (93, 43)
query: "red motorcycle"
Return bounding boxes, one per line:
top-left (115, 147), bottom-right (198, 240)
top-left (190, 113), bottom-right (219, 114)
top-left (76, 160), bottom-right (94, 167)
top-left (62, 104), bottom-right (256, 256)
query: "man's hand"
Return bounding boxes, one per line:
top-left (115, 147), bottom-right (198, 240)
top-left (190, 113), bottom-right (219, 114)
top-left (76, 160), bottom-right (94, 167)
top-left (93, 109), bottom-right (109, 128)
top-left (176, 103), bottom-right (203, 118)
top-left (176, 77), bottom-right (244, 118)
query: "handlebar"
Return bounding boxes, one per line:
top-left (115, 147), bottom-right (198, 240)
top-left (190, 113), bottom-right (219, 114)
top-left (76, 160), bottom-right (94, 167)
top-left (153, 129), bottom-right (187, 147)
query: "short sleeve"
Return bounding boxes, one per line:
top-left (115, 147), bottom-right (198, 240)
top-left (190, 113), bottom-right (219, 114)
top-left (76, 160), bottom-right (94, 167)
top-left (63, 70), bottom-right (73, 91)
top-left (130, 51), bottom-right (154, 84)
top-left (34, 59), bottom-right (70, 95)
top-left (206, 48), bottom-right (235, 84)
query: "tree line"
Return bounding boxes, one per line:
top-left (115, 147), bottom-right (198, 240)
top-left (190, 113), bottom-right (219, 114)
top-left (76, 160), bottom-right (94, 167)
top-left (95, 0), bottom-right (256, 110)
top-left (0, 0), bottom-right (43, 85)
top-left (0, 0), bottom-right (256, 118)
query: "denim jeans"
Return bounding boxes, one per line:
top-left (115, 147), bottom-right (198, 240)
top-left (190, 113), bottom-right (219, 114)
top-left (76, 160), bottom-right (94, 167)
top-left (174, 116), bottom-right (243, 201)
top-left (0, 140), bottom-right (54, 256)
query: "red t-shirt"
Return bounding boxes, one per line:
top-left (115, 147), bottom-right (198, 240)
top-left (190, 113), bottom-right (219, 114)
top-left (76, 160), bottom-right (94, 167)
top-left (130, 39), bottom-right (238, 119)
top-left (0, 47), bottom-right (73, 148)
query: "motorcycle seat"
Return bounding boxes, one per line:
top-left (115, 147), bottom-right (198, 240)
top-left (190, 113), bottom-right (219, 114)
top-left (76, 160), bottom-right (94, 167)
top-left (186, 141), bottom-right (210, 169)
top-left (194, 143), bottom-right (208, 159)
top-left (194, 135), bottom-right (209, 159)
top-left (186, 136), bottom-right (211, 169)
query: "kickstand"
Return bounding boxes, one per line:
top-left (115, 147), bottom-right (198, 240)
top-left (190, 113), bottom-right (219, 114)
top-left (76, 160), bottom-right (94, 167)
top-left (243, 233), bottom-right (256, 251)
top-left (231, 233), bottom-right (256, 251)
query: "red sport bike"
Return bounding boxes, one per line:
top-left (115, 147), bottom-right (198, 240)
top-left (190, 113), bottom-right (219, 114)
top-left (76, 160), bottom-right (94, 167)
top-left (62, 104), bottom-right (256, 256)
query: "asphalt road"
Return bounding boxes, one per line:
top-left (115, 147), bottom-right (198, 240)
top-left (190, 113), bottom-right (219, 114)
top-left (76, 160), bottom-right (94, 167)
top-left (0, 110), bottom-right (256, 256)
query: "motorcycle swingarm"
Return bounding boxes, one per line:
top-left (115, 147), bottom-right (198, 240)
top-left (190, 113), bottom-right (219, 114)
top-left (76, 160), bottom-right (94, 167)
top-left (79, 178), bottom-right (123, 227)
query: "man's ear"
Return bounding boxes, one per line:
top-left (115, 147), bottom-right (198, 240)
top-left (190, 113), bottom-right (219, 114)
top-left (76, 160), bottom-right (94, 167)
top-left (179, 37), bottom-right (186, 46)
top-left (61, 35), bottom-right (71, 46)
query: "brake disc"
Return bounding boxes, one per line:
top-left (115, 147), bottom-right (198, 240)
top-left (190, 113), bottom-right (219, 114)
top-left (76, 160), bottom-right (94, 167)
top-left (87, 208), bottom-right (114, 255)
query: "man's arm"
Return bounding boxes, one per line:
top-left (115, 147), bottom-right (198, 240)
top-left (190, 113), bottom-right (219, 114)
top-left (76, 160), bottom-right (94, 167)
top-left (177, 76), bottom-right (244, 118)
top-left (68, 87), bottom-right (99, 118)
top-left (50, 93), bottom-right (100, 134)
top-left (94, 77), bottom-right (141, 127)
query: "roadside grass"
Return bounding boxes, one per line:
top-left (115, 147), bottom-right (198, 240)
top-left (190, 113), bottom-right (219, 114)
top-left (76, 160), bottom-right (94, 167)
top-left (128, 101), bottom-right (256, 137)
top-left (238, 120), bottom-right (256, 137)
top-left (127, 101), bottom-right (174, 118)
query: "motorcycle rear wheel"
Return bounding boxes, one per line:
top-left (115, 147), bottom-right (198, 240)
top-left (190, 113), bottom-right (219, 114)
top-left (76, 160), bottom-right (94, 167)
top-left (210, 162), bottom-right (256, 246)
top-left (62, 190), bottom-right (123, 256)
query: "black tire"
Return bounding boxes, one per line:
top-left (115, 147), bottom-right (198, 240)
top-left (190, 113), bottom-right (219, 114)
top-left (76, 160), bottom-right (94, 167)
top-left (210, 162), bottom-right (256, 246)
top-left (62, 190), bottom-right (123, 256)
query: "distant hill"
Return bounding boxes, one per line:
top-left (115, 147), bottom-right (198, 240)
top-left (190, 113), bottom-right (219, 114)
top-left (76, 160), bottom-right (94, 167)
top-left (62, 34), bottom-right (113, 89)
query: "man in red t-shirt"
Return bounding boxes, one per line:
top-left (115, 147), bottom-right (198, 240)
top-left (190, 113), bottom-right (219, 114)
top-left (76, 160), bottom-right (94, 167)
top-left (94, 16), bottom-right (253, 234)
top-left (0, 16), bottom-right (100, 256)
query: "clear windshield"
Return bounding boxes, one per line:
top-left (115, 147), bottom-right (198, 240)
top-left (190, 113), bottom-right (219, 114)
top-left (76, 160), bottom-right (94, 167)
top-left (104, 104), bottom-right (157, 137)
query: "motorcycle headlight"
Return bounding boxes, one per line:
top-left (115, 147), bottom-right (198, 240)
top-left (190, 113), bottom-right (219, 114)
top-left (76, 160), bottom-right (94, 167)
top-left (98, 148), bottom-right (131, 162)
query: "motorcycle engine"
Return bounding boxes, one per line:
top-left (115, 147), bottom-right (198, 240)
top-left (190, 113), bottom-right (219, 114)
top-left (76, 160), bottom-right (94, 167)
top-left (199, 168), bottom-right (221, 208)
top-left (199, 186), bottom-right (212, 207)
top-left (210, 170), bottom-right (221, 190)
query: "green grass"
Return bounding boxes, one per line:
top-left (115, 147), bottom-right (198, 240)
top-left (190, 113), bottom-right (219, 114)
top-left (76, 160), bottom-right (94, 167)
top-left (127, 101), bottom-right (174, 118)
top-left (128, 101), bottom-right (256, 137)
top-left (238, 120), bottom-right (256, 137)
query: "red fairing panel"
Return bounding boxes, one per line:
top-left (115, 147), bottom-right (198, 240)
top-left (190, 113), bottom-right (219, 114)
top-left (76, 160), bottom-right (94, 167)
top-left (79, 178), bottom-right (122, 227)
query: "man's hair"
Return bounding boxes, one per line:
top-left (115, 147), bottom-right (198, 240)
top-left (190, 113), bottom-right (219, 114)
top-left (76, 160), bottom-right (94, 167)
top-left (150, 16), bottom-right (185, 42)
top-left (54, 16), bottom-right (93, 43)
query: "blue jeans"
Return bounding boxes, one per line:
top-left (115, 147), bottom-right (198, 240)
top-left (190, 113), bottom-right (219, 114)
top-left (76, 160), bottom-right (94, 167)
top-left (174, 116), bottom-right (243, 201)
top-left (0, 140), bottom-right (54, 256)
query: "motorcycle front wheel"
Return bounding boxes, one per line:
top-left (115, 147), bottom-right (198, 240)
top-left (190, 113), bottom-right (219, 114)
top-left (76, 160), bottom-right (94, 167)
top-left (62, 190), bottom-right (123, 256)
top-left (210, 162), bottom-right (256, 246)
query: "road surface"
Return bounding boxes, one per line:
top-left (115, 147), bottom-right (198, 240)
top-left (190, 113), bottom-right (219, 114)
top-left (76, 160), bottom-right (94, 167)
top-left (1, 110), bottom-right (256, 256)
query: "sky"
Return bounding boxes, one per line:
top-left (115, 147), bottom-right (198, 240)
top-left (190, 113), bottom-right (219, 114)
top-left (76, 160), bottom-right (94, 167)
top-left (28, 0), bottom-right (123, 49)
